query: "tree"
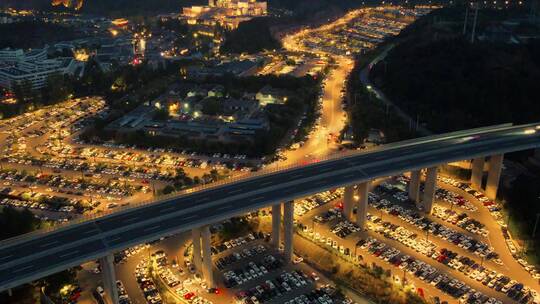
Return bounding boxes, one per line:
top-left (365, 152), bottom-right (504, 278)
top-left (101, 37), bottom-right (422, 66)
top-left (0, 206), bottom-right (40, 241)
top-left (153, 108), bottom-right (169, 121)
top-left (221, 18), bottom-right (282, 54)
top-left (12, 80), bottom-right (34, 104)
top-left (201, 97), bottom-right (222, 116)
top-left (42, 73), bottom-right (73, 104)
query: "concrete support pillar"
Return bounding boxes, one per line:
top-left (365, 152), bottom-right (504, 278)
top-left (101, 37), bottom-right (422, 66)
top-left (201, 225), bottom-right (214, 288)
top-left (486, 154), bottom-right (504, 200)
top-left (470, 157), bottom-right (485, 190)
top-left (271, 204), bottom-right (281, 248)
top-left (356, 182), bottom-right (370, 231)
top-left (343, 185), bottom-right (354, 221)
top-left (422, 167), bottom-right (438, 214)
top-left (283, 200), bottom-right (294, 264)
top-left (99, 254), bottom-right (119, 304)
top-left (191, 228), bottom-right (202, 273)
top-left (7, 288), bottom-right (12, 297)
top-left (408, 170), bottom-right (421, 202)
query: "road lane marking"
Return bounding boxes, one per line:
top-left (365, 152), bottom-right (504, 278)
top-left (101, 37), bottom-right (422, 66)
top-left (0, 254), bottom-right (13, 262)
top-left (314, 180), bottom-right (326, 185)
top-left (215, 205), bottom-right (233, 211)
top-left (228, 189), bottom-right (243, 195)
top-left (59, 251), bottom-right (79, 258)
top-left (39, 241), bottom-right (59, 248)
top-left (122, 217), bottom-right (138, 223)
top-left (260, 181), bottom-right (273, 186)
top-left (13, 265), bottom-right (33, 273)
top-left (143, 225), bottom-right (161, 232)
top-left (181, 215), bottom-right (199, 221)
top-left (160, 207), bottom-right (176, 213)
top-left (249, 196), bottom-right (266, 202)
top-left (108, 236), bottom-right (122, 243)
top-left (290, 174), bottom-right (303, 179)
top-left (83, 229), bottom-right (99, 235)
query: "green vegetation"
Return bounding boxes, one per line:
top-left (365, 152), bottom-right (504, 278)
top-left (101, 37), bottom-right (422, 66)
top-left (0, 206), bottom-right (42, 240)
top-left (295, 231), bottom-right (426, 304)
top-left (503, 173), bottom-right (540, 265)
top-left (1, 0), bottom-right (203, 17)
top-left (221, 18), bottom-right (282, 54)
top-left (83, 73), bottom-right (320, 157)
top-left (367, 7), bottom-right (540, 266)
top-left (0, 72), bottom-right (74, 119)
top-left (370, 7), bottom-right (540, 133)
top-left (344, 59), bottom-right (417, 144)
top-left (0, 21), bottom-right (80, 49)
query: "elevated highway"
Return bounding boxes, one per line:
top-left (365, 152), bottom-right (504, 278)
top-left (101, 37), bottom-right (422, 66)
top-left (1, 123), bottom-right (540, 294)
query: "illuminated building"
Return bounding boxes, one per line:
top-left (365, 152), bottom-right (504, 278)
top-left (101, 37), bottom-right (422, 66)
top-left (183, 0), bottom-right (267, 29)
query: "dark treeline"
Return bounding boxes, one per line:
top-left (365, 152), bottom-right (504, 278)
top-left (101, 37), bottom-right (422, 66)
top-left (0, 21), bottom-right (81, 49)
top-left (370, 7), bottom-right (540, 133)
top-left (1, 0), bottom-right (204, 16)
top-left (221, 17), bottom-right (281, 54)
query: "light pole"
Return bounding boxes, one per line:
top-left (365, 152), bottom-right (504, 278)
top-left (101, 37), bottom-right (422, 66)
top-left (532, 213), bottom-right (540, 239)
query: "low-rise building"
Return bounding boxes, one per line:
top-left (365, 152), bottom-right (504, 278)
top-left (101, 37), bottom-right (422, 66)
top-left (0, 47), bottom-right (82, 90)
top-left (256, 85), bottom-right (289, 106)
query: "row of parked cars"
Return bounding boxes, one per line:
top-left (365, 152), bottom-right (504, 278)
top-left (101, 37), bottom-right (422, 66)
top-left (295, 189), bottom-right (344, 216)
top-left (223, 255), bottom-right (282, 288)
top-left (215, 244), bottom-right (267, 270)
top-left (368, 212), bottom-right (539, 303)
top-left (435, 188), bottom-right (478, 212)
top-left (432, 205), bottom-right (488, 237)
top-left (235, 270), bottom-right (312, 304)
top-left (438, 176), bottom-right (540, 281)
top-left (359, 236), bottom-right (504, 303)
top-left (283, 285), bottom-right (349, 304)
top-left (369, 197), bottom-right (496, 262)
top-left (331, 220), bottom-right (362, 238)
top-left (134, 259), bottom-right (163, 304)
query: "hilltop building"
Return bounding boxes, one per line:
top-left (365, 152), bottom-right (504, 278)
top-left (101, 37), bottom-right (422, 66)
top-left (182, 0), bottom-right (267, 29)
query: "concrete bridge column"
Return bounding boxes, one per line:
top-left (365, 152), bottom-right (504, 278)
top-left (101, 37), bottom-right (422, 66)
top-left (201, 225), bottom-right (214, 288)
top-left (408, 170), bottom-right (421, 203)
top-left (486, 154), bottom-right (504, 200)
top-left (356, 182), bottom-right (370, 232)
top-left (343, 185), bottom-right (354, 221)
top-left (422, 167), bottom-right (438, 214)
top-left (283, 200), bottom-right (294, 264)
top-left (271, 204), bottom-right (281, 248)
top-left (191, 228), bottom-right (203, 274)
top-left (470, 157), bottom-right (485, 190)
top-left (99, 254), bottom-right (119, 304)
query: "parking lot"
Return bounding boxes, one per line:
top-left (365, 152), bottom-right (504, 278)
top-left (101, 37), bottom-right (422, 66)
top-left (293, 173), bottom-right (540, 304)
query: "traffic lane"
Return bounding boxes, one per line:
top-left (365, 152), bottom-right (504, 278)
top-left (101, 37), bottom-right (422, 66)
top-left (360, 135), bottom-right (540, 176)
top-left (0, 239), bottom-right (107, 286)
top-left (94, 135), bottom-right (480, 229)
top-left (92, 143), bottom-right (435, 229)
top-left (0, 223), bottom-right (102, 268)
top-left (103, 170), bottom-right (373, 249)
top-left (0, 130), bottom-right (535, 264)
